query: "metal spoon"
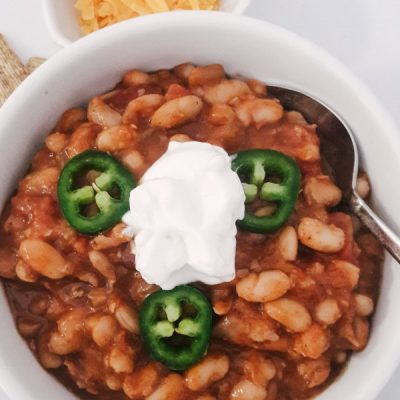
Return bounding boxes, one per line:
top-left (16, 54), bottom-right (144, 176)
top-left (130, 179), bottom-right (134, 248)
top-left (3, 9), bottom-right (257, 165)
top-left (268, 85), bottom-right (400, 262)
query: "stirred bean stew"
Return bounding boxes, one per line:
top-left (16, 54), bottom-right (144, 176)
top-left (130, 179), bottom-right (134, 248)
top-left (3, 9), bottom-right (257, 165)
top-left (0, 64), bottom-right (383, 399)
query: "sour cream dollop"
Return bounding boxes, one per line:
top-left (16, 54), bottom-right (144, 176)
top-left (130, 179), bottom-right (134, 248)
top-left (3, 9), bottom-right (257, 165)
top-left (123, 141), bottom-right (245, 290)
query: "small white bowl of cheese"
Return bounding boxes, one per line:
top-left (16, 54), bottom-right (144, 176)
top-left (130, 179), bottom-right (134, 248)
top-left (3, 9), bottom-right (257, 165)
top-left (41, 0), bottom-right (252, 47)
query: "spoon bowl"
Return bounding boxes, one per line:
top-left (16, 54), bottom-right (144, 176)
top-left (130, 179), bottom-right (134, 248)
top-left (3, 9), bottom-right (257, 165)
top-left (269, 85), bottom-right (400, 262)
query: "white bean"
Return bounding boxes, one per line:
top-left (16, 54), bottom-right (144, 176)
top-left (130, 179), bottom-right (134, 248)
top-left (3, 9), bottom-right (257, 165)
top-left (304, 175), bottom-right (342, 207)
top-left (29, 296), bottom-right (49, 315)
top-left (65, 122), bottom-right (100, 157)
top-left (356, 173), bottom-right (370, 199)
top-left (297, 358), bottom-right (330, 389)
top-left (120, 149), bottom-right (146, 175)
top-left (236, 270), bottom-right (291, 302)
top-left (169, 133), bottom-right (192, 143)
top-left (38, 333), bottom-right (62, 369)
top-left (264, 298), bottom-right (312, 333)
top-left (211, 287), bottom-right (233, 316)
top-left (45, 132), bottom-right (68, 153)
top-left (88, 96), bottom-right (122, 128)
top-left (203, 80), bottom-right (251, 105)
top-left (185, 354), bottom-right (229, 391)
top-left (173, 63), bottom-right (195, 80)
top-left (19, 239), bottom-right (73, 279)
top-left (328, 260), bottom-right (360, 289)
top-left (91, 315), bottom-right (118, 347)
top-left (91, 223), bottom-right (130, 250)
top-left (96, 124), bottom-right (137, 152)
top-left (151, 95), bottom-right (203, 128)
top-left (298, 217), bottom-right (345, 253)
top-left (56, 107), bottom-right (86, 133)
top-left (353, 317), bottom-right (370, 349)
top-left (254, 205), bottom-right (276, 217)
top-left (76, 271), bottom-right (99, 287)
top-left (147, 374), bottom-right (186, 400)
top-left (108, 347), bottom-right (134, 374)
top-left (339, 316), bottom-right (370, 349)
top-left (229, 380), bottom-right (267, 400)
top-left (207, 104), bottom-right (236, 126)
top-left (314, 298), bottom-right (342, 325)
top-left (243, 353), bottom-right (276, 387)
top-left (49, 310), bottom-right (85, 355)
top-left (235, 98), bottom-right (284, 128)
top-left (296, 143), bottom-right (320, 162)
top-left (123, 363), bottom-right (161, 399)
top-left (122, 94), bottom-right (165, 124)
top-left (247, 79), bottom-right (267, 97)
top-left (123, 69), bottom-right (151, 86)
top-left (20, 167), bottom-right (59, 196)
top-left (188, 64), bottom-right (225, 87)
top-left (335, 351), bottom-right (347, 364)
top-left (285, 111), bottom-right (308, 125)
top-left (293, 324), bottom-right (330, 359)
top-left (106, 373), bottom-right (123, 391)
top-left (16, 260), bottom-right (38, 282)
top-left (277, 226), bottom-right (298, 261)
top-left (115, 304), bottom-right (139, 334)
top-left (88, 250), bottom-right (116, 283)
top-left (354, 294), bottom-right (374, 316)
top-left (17, 318), bottom-right (42, 337)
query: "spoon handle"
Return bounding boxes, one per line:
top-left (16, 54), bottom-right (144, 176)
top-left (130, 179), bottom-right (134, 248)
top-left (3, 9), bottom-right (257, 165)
top-left (350, 191), bottom-right (400, 263)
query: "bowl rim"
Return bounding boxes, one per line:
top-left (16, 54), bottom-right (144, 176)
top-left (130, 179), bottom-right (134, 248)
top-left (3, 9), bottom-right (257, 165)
top-left (41, 0), bottom-right (72, 47)
top-left (1, 10), bottom-right (400, 400)
top-left (40, 0), bottom-right (253, 47)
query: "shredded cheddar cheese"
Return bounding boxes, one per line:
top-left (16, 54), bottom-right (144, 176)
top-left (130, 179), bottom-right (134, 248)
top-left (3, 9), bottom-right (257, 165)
top-left (75, 0), bottom-right (220, 34)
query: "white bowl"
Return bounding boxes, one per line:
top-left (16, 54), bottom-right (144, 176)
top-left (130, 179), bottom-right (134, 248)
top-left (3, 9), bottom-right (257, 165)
top-left (41, 0), bottom-right (252, 46)
top-left (1, 11), bottom-right (400, 400)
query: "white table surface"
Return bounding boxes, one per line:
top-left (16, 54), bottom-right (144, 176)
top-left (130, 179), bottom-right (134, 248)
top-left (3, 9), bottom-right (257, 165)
top-left (0, 0), bottom-right (399, 398)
